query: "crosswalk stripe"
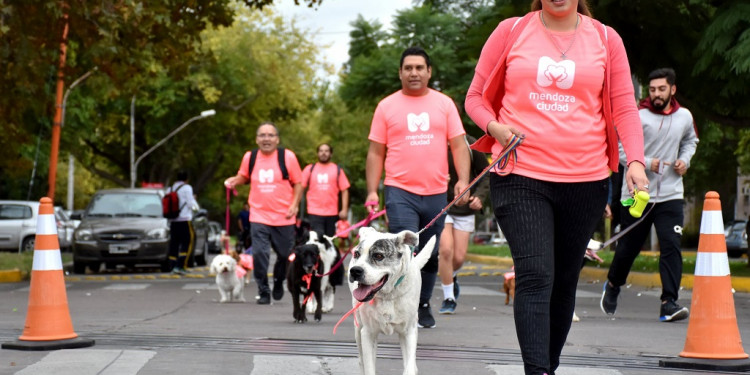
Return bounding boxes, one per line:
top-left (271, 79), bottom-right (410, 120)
top-left (488, 364), bottom-right (622, 374)
top-left (251, 355), bottom-right (359, 375)
top-left (14, 349), bottom-right (155, 375)
top-left (102, 283), bottom-right (151, 290)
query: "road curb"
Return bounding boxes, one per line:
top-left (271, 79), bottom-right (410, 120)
top-left (465, 254), bottom-right (750, 293)
top-left (0, 269), bottom-right (23, 283)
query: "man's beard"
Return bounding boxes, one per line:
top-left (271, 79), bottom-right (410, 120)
top-left (650, 94), bottom-right (672, 111)
top-left (318, 155), bottom-right (330, 163)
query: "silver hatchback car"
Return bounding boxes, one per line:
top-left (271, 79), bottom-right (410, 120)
top-left (0, 200), bottom-right (72, 252)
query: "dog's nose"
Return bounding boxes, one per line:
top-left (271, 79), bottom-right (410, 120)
top-left (349, 266), bottom-right (364, 282)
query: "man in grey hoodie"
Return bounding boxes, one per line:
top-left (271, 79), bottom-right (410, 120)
top-left (601, 68), bottom-right (699, 322)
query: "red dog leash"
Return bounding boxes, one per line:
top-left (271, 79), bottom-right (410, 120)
top-left (417, 134), bottom-right (524, 236)
top-left (224, 186), bottom-right (238, 254)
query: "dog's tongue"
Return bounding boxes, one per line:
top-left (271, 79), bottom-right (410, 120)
top-left (353, 277), bottom-right (386, 302)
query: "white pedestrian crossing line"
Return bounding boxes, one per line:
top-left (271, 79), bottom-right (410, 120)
top-left (102, 283), bottom-right (151, 290)
top-left (181, 282), bottom-right (216, 290)
top-left (250, 355), bottom-right (359, 375)
top-left (14, 349), bottom-right (155, 375)
top-left (488, 364), bottom-right (622, 374)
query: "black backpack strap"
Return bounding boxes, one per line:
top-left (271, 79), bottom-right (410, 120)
top-left (277, 147), bottom-right (289, 180)
top-left (305, 163), bottom-right (317, 187)
top-left (247, 149), bottom-right (258, 179)
top-left (247, 148), bottom-right (289, 181)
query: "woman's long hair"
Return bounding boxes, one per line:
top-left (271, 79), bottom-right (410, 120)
top-left (530, 0), bottom-right (592, 17)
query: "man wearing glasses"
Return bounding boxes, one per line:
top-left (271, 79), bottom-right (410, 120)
top-left (225, 122), bottom-right (304, 305)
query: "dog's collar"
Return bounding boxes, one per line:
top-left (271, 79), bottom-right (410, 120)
top-left (393, 274), bottom-right (406, 288)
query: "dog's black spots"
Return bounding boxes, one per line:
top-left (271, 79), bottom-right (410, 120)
top-left (370, 239), bottom-right (400, 260)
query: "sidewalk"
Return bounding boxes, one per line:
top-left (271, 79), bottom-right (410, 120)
top-left (464, 253), bottom-right (750, 293)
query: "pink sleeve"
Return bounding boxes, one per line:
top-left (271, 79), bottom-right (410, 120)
top-left (238, 151), bottom-right (252, 179)
top-left (607, 28), bottom-right (644, 167)
top-left (338, 170), bottom-right (351, 191)
top-left (301, 165), bottom-right (311, 188)
top-left (446, 97), bottom-right (466, 139)
top-left (465, 18), bottom-right (516, 132)
top-left (368, 104), bottom-right (387, 143)
top-left (285, 150), bottom-right (303, 184)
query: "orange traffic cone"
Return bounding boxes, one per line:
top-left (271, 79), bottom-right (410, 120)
top-left (2, 197), bottom-right (94, 351)
top-left (660, 192), bottom-right (750, 371)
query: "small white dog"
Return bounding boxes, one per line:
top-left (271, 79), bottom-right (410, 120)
top-left (210, 254), bottom-right (245, 303)
top-left (347, 227), bottom-right (435, 375)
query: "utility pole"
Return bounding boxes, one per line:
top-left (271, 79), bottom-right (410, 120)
top-left (46, 6), bottom-right (69, 201)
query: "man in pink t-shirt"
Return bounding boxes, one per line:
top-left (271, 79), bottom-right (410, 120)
top-left (301, 143), bottom-right (350, 238)
top-left (365, 46), bottom-right (471, 329)
top-left (224, 122), bottom-right (304, 305)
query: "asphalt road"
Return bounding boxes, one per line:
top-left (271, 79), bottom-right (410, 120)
top-left (1, 255), bottom-right (749, 375)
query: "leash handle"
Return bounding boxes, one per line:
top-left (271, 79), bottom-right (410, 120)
top-left (417, 134), bottom-right (524, 236)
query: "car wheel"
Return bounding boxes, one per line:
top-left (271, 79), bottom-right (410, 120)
top-left (105, 262), bottom-right (118, 270)
top-left (88, 262), bottom-right (101, 273)
top-left (73, 261), bottom-right (86, 274)
top-left (196, 241), bottom-right (208, 266)
top-left (21, 237), bottom-right (35, 252)
top-left (728, 249), bottom-right (743, 258)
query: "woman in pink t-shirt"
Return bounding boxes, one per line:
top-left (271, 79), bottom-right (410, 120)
top-left (465, 1), bottom-right (648, 374)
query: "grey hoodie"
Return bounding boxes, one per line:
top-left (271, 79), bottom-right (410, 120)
top-left (618, 97), bottom-right (699, 203)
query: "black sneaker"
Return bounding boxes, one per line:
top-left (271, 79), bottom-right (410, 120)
top-left (660, 300), bottom-right (689, 322)
top-left (272, 281), bottom-right (284, 301)
top-left (453, 276), bottom-right (460, 301)
top-left (417, 302), bottom-right (436, 328)
top-left (257, 292), bottom-right (271, 305)
top-left (439, 298), bottom-right (457, 315)
top-left (600, 282), bottom-right (620, 315)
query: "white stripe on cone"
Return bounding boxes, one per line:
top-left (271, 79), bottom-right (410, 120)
top-left (36, 213), bottom-right (58, 235)
top-left (694, 252), bottom-right (730, 277)
top-left (32, 249), bottom-right (63, 271)
top-left (699, 211), bottom-right (724, 235)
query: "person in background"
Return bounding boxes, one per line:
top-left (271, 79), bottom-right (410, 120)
top-left (464, 0), bottom-right (648, 373)
top-left (366, 46), bottom-right (471, 329)
top-left (224, 123), bottom-right (304, 305)
top-left (168, 170), bottom-right (198, 275)
top-left (601, 67), bottom-right (699, 322)
top-left (301, 143), bottom-right (351, 237)
top-left (438, 135), bottom-right (490, 315)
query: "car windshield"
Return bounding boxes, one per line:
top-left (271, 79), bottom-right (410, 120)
top-left (87, 193), bottom-right (162, 218)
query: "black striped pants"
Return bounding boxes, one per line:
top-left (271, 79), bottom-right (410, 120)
top-left (490, 174), bottom-right (608, 375)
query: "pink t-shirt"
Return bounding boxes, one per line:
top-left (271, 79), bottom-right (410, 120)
top-left (496, 16), bottom-right (609, 182)
top-left (302, 162), bottom-right (351, 216)
top-left (237, 149), bottom-right (302, 226)
top-left (369, 89), bottom-right (466, 195)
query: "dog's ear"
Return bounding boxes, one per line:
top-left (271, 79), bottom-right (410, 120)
top-left (395, 230), bottom-right (419, 248)
top-left (358, 226), bottom-right (375, 239)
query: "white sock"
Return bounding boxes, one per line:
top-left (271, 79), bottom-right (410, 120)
top-left (442, 283), bottom-right (455, 301)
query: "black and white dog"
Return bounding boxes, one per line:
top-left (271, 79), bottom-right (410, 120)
top-left (347, 227), bottom-right (435, 375)
top-left (304, 231), bottom-right (343, 314)
top-left (286, 240), bottom-right (323, 323)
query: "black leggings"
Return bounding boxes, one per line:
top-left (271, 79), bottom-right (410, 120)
top-left (490, 174), bottom-right (608, 375)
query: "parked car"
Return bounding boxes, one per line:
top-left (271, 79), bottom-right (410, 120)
top-left (207, 221), bottom-right (224, 254)
top-left (725, 220), bottom-right (748, 258)
top-left (71, 188), bottom-right (209, 274)
top-left (0, 200), bottom-right (72, 252)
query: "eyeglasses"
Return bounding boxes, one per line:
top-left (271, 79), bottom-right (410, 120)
top-left (257, 133), bottom-right (278, 139)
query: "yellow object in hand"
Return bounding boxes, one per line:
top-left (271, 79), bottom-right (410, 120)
top-left (629, 190), bottom-right (650, 218)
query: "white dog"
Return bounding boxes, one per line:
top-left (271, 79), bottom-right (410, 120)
top-left (305, 231), bottom-right (339, 314)
top-left (210, 254), bottom-right (245, 303)
top-left (347, 227), bottom-right (435, 375)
